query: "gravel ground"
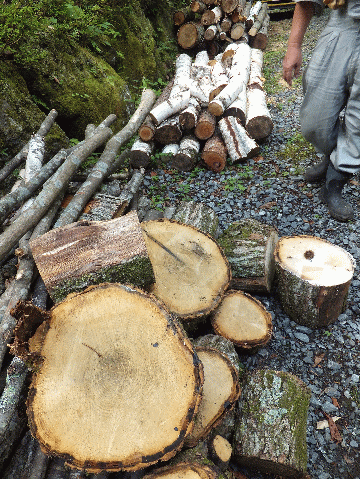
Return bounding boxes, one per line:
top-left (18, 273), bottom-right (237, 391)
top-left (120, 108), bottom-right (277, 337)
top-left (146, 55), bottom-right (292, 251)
top-left (137, 9), bottom-right (360, 479)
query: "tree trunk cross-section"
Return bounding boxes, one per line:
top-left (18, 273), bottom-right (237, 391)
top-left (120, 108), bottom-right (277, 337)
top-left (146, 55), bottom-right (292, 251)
top-left (274, 235), bottom-right (355, 328)
top-left (30, 211), bottom-right (154, 303)
top-left (26, 283), bottom-right (204, 473)
top-left (141, 219), bottom-right (231, 320)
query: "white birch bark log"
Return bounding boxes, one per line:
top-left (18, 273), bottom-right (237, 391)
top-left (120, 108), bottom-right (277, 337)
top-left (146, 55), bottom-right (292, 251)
top-left (219, 116), bottom-right (259, 163)
top-left (129, 138), bottom-right (155, 168)
top-left (228, 42), bottom-right (251, 82)
top-left (223, 86), bottom-right (247, 124)
top-left (208, 80), bottom-right (243, 116)
top-left (204, 24), bottom-right (218, 41)
top-left (24, 134), bottom-right (45, 183)
top-left (161, 144), bottom-right (180, 163)
top-left (246, 0), bottom-right (263, 28)
top-left (170, 135), bottom-right (201, 171)
top-left (194, 50), bottom-right (210, 67)
top-left (248, 47), bottom-right (264, 86)
top-left (149, 90), bottom-right (190, 126)
top-left (179, 96), bottom-right (201, 130)
top-left (248, 3), bottom-right (268, 36)
top-left (209, 60), bottom-right (229, 101)
top-left (201, 6), bottom-right (222, 25)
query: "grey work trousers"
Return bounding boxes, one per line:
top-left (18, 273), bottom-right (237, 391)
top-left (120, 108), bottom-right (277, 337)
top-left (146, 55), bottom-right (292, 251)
top-left (300, 9), bottom-right (360, 174)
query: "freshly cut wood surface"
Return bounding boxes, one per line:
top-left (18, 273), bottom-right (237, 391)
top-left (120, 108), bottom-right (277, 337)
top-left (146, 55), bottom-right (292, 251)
top-left (30, 210), bottom-right (154, 302)
top-left (211, 290), bottom-right (272, 349)
top-left (143, 463), bottom-right (216, 479)
top-left (185, 347), bottom-right (240, 447)
top-left (274, 235), bottom-right (355, 328)
top-left (141, 219), bottom-right (231, 319)
top-left (27, 283), bottom-right (204, 472)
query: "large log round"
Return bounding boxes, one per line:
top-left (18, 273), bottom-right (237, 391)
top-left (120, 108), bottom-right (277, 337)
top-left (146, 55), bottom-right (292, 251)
top-left (274, 235), bottom-right (355, 328)
top-left (26, 283), bottom-right (204, 472)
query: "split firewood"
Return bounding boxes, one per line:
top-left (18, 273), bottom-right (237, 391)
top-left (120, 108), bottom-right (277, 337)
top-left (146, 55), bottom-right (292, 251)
top-left (208, 435), bottom-right (233, 471)
top-left (173, 7), bottom-right (195, 26)
top-left (0, 149), bottom-right (68, 225)
top-left (168, 200), bottom-right (219, 237)
top-left (184, 347), bottom-right (241, 447)
top-left (221, 0), bottom-right (240, 14)
top-left (1, 430), bottom-right (50, 479)
top-left (0, 109), bottom-right (58, 184)
top-left (246, 49), bottom-right (273, 140)
top-left (274, 235), bottom-right (355, 328)
top-left (141, 218), bottom-right (231, 319)
top-left (201, 6), bottom-right (222, 26)
top-left (177, 22), bottom-right (205, 50)
top-left (248, 3), bottom-right (268, 36)
top-left (143, 463), bottom-right (216, 479)
top-left (30, 210), bottom-right (154, 303)
top-left (233, 369), bottom-right (311, 477)
top-left (129, 138), bottom-right (154, 168)
top-left (25, 283), bottom-right (203, 472)
top-left (139, 80), bottom-right (174, 141)
top-left (0, 357), bottom-right (29, 470)
top-left (0, 127), bottom-right (112, 263)
top-left (248, 13), bottom-right (270, 50)
top-left (217, 218), bottom-right (279, 293)
top-left (154, 115), bottom-right (183, 145)
top-left (211, 290), bottom-right (273, 350)
top-left (191, 0), bottom-right (207, 13)
top-left (169, 134), bottom-right (201, 171)
top-left (245, 0), bottom-right (263, 29)
top-left (218, 116), bottom-right (259, 163)
top-left (179, 96), bottom-right (201, 130)
top-left (201, 129), bottom-right (227, 173)
top-left (194, 109), bottom-right (216, 140)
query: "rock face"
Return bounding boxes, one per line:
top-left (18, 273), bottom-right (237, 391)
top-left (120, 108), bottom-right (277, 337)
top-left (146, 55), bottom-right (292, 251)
top-left (0, 0), bottom-right (177, 156)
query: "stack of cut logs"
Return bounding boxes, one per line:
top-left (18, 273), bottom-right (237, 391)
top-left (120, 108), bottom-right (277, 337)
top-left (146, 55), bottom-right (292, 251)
top-left (129, 1), bottom-right (273, 173)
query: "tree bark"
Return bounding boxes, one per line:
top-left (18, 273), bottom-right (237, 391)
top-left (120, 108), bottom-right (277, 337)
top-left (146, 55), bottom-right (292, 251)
top-left (26, 282), bottom-right (203, 472)
top-left (154, 115), bottom-right (183, 145)
top-left (141, 218), bottom-right (231, 319)
top-left (248, 3), bottom-right (268, 36)
top-left (218, 116), bottom-right (259, 163)
top-left (245, 0), bottom-right (263, 29)
top-left (160, 144), bottom-right (180, 163)
top-left (209, 59), bottom-right (229, 102)
top-left (0, 127), bottom-right (112, 263)
top-left (129, 138), bottom-right (154, 169)
top-left (274, 235), bottom-right (355, 328)
top-left (233, 369), bottom-right (311, 478)
top-left (211, 290), bottom-right (273, 350)
top-left (201, 130), bottom-right (227, 173)
top-left (201, 6), bottom-right (222, 26)
top-left (168, 200), bottom-right (219, 237)
top-left (179, 96), bottom-right (201, 131)
top-left (248, 13), bottom-right (269, 50)
top-left (222, 87), bottom-right (246, 125)
top-left (30, 210), bottom-right (155, 303)
top-left (169, 134), bottom-right (201, 171)
top-left (184, 347), bottom-right (240, 447)
top-left (217, 218), bottom-right (279, 293)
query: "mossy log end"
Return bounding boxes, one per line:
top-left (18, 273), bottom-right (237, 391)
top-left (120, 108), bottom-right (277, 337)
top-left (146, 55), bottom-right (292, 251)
top-left (26, 283), bottom-right (204, 473)
top-left (141, 219), bottom-right (231, 320)
top-left (233, 369), bottom-right (311, 478)
top-left (274, 235), bottom-right (355, 328)
top-left (217, 219), bottom-right (278, 294)
top-left (30, 211), bottom-right (154, 302)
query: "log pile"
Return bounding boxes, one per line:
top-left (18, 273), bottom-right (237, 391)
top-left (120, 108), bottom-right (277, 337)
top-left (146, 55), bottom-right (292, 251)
top-left (136, 4), bottom-right (273, 174)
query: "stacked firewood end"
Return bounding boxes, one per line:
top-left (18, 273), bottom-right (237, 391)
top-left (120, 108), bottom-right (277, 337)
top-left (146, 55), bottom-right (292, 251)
top-left (131, 0), bottom-right (273, 173)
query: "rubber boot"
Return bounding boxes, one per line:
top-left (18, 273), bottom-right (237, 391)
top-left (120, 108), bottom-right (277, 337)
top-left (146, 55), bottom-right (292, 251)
top-left (303, 155), bottom-right (330, 182)
top-left (319, 162), bottom-right (354, 222)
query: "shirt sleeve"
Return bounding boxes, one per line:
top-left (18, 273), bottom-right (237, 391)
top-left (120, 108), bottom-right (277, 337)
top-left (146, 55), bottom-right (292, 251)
top-left (295, 0), bottom-right (325, 15)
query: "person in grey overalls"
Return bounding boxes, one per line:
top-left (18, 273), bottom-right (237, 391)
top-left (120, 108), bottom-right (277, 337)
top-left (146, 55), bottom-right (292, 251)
top-left (283, 0), bottom-right (359, 221)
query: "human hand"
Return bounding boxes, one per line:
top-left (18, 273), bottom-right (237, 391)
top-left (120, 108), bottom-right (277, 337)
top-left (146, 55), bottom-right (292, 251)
top-left (282, 45), bottom-right (302, 86)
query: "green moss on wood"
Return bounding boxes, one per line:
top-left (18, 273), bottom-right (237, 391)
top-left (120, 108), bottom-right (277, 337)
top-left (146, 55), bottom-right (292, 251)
top-left (51, 256), bottom-right (155, 303)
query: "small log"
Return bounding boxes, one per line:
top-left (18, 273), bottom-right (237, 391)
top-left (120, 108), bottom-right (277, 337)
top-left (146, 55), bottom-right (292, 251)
top-left (218, 116), bottom-right (259, 163)
top-left (230, 22), bottom-right (245, 40)
top-left (201, 6), bottom-right (222, 26)
top-left (169, 134), bottom-right (201, 171)
top-left (177, 22), bottom-right (205, 50)
top-left (208, 435), bottom-right (232, 471)
top-left (222, 88), bottom-right (246, 125)
top-left (191, 0), bottom-right (207, 13)
top-left (208, 81), bottom-right (243, 116)
top-left (211, 290), bottom-right (273, 350)
top-left (184, 347), bottom-right (240, 447)
top-left (209, 60), bottom-right (229, 101)
top-left (194, 109), bottom-right (216, 140)
top-left (231, 1), bottom-right (247, 23)
top-left (128, 138), bottom-right (154, 169)
top-left (154, 115), bottom-right (183, 145)
top-left (141, 218), bottom-right (231, 319)
top-left (30, 210), bottom-right (154, 303)
top-left (217, 218), bottom-right (279, 293)
top-left (245, 0), bottom-right (263, 29)
top-left (248, 3), bottom-right (268, 36)
top-left (221, 0), bottom-right (239, 13)
top-left (204, 24), bottom-right (219, 41)
top-left (26, 283), bottom-right (203, 472)
top-left (0, 127), bottom-right (112, 263)
top-left (248, 13), bottom-right (269, 50)
top-left (233, 369), bottom-right (311, 478)
top-left (220, 16), bottom-right (233, 32)
top-left (274, 235), bottom-right (355, 328)
top-left (0, 109), bottom-right (58, 184)
top-left (139, 81), bottom-right (174, 142)
top-left (173, 7), bottom-right (195, 26)
top-left (160, 144), bottom-right (180, 163)
top-left (169, 200), bottom-right (219, 237)
top-left (201, 130), bottom-right (227, 173)
top-left (179, 97), bottom-right (201, 131)
top-left (246, 85), bottom-right (273, 140)
top-left (24, 134), bottom-right (45, 183)
top-left (193, 333), bottom-right (241, 376)
top-left (149, 90), bottom-right (190, 126)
